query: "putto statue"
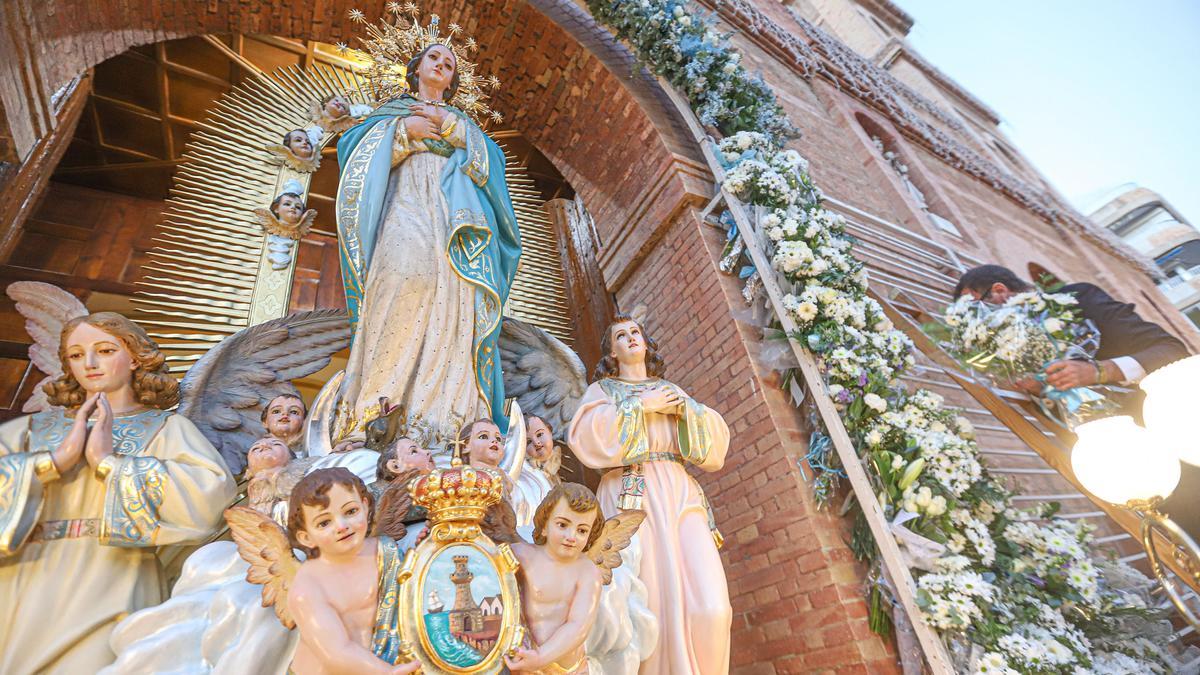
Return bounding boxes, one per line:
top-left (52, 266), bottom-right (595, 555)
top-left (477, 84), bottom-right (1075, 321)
top-left (334, 6), bottom-right (519, 441)
top-left (569, 313), bottom-right (733, 675)
top-left (226, 468), bottom-right (421, 675)
top-left (0, 310), bottom-right (237, 674)
top-left (254, 184), bottom-right (316, 271)
top-left (265, 128), bottom-right (322, 173)
top-left (508, 483), bottom-right (645, 674)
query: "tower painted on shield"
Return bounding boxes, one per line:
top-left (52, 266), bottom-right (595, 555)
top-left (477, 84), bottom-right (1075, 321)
top-left (447, 555), bottom-right (483, 634)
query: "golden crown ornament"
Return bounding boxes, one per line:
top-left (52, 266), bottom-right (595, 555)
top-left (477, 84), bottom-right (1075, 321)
top-left (343, 3), bottom-right (502, 124)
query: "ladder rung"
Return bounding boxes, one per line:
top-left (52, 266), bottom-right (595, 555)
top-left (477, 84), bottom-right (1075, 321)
top-left (1011, 494), bottom-right (1088, 501)
top-left (990, 467), bottom-right (1058, 475)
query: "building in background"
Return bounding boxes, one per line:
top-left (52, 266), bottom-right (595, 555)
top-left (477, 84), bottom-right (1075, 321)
top-left (1089, 184), bottom-right (1200, 326)
top-left (2, 0), bottom-right (1199, 670)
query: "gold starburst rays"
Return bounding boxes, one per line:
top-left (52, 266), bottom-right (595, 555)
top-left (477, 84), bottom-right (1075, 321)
top-left (133, 62), bottom-right (564, 371)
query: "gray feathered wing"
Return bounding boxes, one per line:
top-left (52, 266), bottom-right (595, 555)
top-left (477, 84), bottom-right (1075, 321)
top-left (5, 281), bottom-right (88, 413)
top-left (179, 309), bottom-right (351, 474)
top-left (498, 318), bottom-right (588, 439)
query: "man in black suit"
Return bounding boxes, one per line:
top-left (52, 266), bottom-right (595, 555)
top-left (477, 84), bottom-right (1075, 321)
top-left (954, 265), bottom-right (1195, 534)
top-left (953, 265), bottom-right (1189, 414)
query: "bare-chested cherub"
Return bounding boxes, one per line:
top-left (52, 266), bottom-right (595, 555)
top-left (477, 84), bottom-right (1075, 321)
top-left (506, 483), bottom-right (645, 674)
top-left (225, 468), bottom-right (420, 675)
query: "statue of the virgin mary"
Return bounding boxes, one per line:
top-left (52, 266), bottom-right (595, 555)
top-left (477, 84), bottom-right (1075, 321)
top-left (334, 10), bottom-right (520, 439)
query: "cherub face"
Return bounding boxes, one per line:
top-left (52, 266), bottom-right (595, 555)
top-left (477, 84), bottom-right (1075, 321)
top-left (284, 130), bottom-right (314, 159)
top-left (275, 194), bottom-right (305, 225)
top-left (324, 95), bottom-right (350, 118)
top-left (295, 482), bottom-right (370, 559)
top-left (387, 438), bottom-right (435, 474)
top-left (466, 421), bottom-right (503, 469)
top-left (609, 320), bottom-right (646, 366)
top-left (264, 395), bottom-right (305, 441)
top-left (542, 498), bottom-right (597, 562)
top-left (65, 322), bottom-right (136, 394)
top-left (246, 437), bottom-right (291, 478)
top-left (417, 45), bottom-right (456, 93)
top-left (526, 417), bottom-right (553, 462)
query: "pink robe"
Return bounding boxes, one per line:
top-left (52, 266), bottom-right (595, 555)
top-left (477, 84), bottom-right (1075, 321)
top-left (569, 378), bottom-right (731, 675)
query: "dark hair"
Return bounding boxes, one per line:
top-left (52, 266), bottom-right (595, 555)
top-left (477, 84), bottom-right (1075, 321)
top-left (260, 393), bottom-right (306, 424)
top-left (286, 467), bottom-right (374, 558)
top-left (525, 414), bottom-right (552, 435)
top-left (593, 313), bottom-right (666, 381)
top-left (952, 264), bottom-right (1034, 299)
top-left (458, 417), bottom-right (498, 464)
top-left (375, 437), bottom-right (417, 483)
top-left (532, 482), bottom-right (604, 550)
top-left (405, 45), bottom-right (460, 103)
top-left (269, 192), bottom-right (305, 218)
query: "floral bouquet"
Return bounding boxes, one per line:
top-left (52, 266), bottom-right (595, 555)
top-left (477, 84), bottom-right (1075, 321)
top-left (937, 291), bottom-right (1125, 428)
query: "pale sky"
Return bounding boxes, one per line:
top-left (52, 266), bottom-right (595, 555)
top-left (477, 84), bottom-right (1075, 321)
top-left (893, 0), bottom-right (1200, 224)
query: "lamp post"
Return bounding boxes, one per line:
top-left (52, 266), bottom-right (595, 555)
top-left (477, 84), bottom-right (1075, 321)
top-left (1071, 355), bottom-right (1200, 629)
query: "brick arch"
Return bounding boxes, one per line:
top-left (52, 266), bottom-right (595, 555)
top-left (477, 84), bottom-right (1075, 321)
top-left (15, 0), bottom-right (710, 287)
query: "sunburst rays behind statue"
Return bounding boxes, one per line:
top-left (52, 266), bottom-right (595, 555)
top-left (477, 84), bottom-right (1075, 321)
top-left (132, 59), bottom-right (568, 372)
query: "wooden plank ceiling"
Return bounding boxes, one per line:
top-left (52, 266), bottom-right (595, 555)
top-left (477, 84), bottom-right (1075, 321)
top-left (52, 33), bottom-right (574, 209)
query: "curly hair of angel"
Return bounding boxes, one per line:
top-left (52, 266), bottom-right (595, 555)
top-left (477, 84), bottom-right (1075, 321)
top-left (593, 312), bottom-right (666, 381)
top-left (405, 45), bottom-right (460, 103)
top-left (46, 312), bottom-right (179, 409)
top-left (532, 482), bottom-right (604, 550)
top-left (286, 467), bottom-right (375, 558)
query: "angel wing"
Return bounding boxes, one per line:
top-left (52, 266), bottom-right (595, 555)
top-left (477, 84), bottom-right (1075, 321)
top-left (6, 281), bottom-right (88, 413)
top-left (225, 505), bottom-right (303, 629)
top-left (498, 318), bottom-right (588, 439)
top-left (264, 144), bottom-right (321, 173)
top-left (586, 510), bottom-right (647, 585)
top-left (178, 309), bottom-right (351, 474)
top-left (375, 467), bottom-right (425, 540)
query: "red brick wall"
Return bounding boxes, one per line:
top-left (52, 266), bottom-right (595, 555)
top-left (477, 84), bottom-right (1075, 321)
top-left (612, 208), bottom-right (901, 673)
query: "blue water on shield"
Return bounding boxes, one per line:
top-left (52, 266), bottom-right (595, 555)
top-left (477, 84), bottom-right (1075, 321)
top-left (423, 612), bottom-right (483, 667)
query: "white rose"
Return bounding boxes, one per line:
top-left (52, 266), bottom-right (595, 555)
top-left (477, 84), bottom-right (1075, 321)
top-left (1043, 317), bottom-right (1064, 333)
top-left (678, 16), bottom-right (692, 27)
top-left (955, 416), bottom-right (974, 438)
top-left (828, 383), bottom-right (845, 398)
top-left (863, 393), bottom-right (887, 412)
top-left (926, 495), bottom-right (947, 517)
top-left (866, 429), bottom-right (884, 446)
top-left (915, 486), bottom-right (933, 509)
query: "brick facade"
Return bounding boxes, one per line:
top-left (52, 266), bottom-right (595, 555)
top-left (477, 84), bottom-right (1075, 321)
top-left (2, 0), bottom-right (1197, 672)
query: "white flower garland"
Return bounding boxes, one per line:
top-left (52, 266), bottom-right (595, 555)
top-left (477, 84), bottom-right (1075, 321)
top-left (585, 0), bottom-right (1172, 671)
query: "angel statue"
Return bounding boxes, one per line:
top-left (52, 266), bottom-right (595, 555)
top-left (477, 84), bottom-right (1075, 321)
top-left (334, 7), bottom-right (519, 442)
top-left (94, 307), bottom-right (397, 675)
top-left (508, 483), bottom-right (645, 675)
top-left (226, 469), bottom-right (421, 675)
top-left (498, 318), bottom-right (587, 525)
top-left (568, 313), bottom-right (733, 675)
top-left (308, 93), bottom-right (373, 137)
top-left (254, 182), bottom-right (317, 271)
top-left (0, 307), bottom-right (238, 674)
top-left (266, 129), bottom-right (322, 173)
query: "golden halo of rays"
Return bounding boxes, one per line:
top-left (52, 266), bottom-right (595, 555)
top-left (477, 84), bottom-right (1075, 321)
top-left (132, 65), bottom-right (560, 371)
top-left (132, 65), bottom-right (373, 372)
top-left (344, 4), bottom-right (502, 125)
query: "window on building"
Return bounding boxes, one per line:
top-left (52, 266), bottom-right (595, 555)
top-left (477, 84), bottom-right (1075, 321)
top-left (1183, 301), bottom-right (1200, 329)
